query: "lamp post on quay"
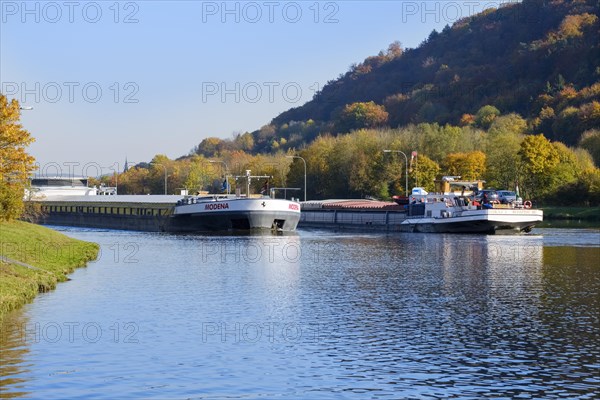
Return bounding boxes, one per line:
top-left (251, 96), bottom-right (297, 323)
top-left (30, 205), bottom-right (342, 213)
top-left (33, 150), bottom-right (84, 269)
top-left (286, 155), bottom-right (307, 202)
top-left (383, 149), bottom-right (408, 197)
top-left (208, 160), bottom-right (230, 194)
top-left (150, 162), bottom-right (168, 195)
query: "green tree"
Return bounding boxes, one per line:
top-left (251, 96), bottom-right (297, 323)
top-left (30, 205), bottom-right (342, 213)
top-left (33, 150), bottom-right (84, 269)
top-left (346, 130), bottom-right (394, 198)
top-left (519, 134), bottom-right (559, 199)
top-left (552, 106), bottom-right (579, 144)
top-left (184, 155), bottom-right (214, 193)
top-left (0, 95), bottom-right (36, 221)
top-left (295, 136), bottom-right (336, 199)
top-left (485, 131), bottom-right (523, 190)
top-left (551, 143), bottom-right (581, 182)
top-left (488, 113), bottom-right (527, 137)
top-left (409, 154), bottom-right (440, 192)
top-left (579, 129), bottom-right (600, 167)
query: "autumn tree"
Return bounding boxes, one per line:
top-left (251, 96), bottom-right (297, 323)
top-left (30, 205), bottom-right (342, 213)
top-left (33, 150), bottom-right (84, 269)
top-left (195, 137), bottom-right (226, 157)
top-left (0, 94), bottom-right (36, 221)
top-left (335, 101), bottom-right (389, 133)
top-left (234, 132), bottom-right (255, 152)
top-left (474, 105), bottom-right (501, 130)
top-left (118, 165), bottom-right (151, 194)
top-left (556, 13), bottom-right (598, 41)
top-left (442, 151), bottom-right (486, 181)
top-left (459, 114), bottom-right (475, 126)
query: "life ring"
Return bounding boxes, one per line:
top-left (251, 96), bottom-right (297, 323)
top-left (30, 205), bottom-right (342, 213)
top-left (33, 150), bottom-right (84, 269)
top-left (524, 201), bottom-right (532, 209)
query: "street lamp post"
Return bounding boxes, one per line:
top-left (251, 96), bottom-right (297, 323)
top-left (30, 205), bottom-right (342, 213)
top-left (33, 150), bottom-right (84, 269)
top-left (209, 160), bottom-right (230, 194)
top-left (383, 149), bottom-right (408, 197)
top-left (151, 162), bottom-right (167, 195)
top-left (286, 155), bottom-right (307, 202)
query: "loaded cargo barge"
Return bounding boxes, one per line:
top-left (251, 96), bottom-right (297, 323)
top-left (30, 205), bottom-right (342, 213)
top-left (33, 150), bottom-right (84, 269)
top-left (28, 173), bottom-right (301, 232)
top-left (299, 179), bottom-right (543, 234)
top-left (33, 195), bottom-right (183, 232)
top-left (300, 198), bottom-right (542, 234)
top-left (33, 194), bottom-right (301, 232)
top-left (300, 199), bottom-right (408, 232)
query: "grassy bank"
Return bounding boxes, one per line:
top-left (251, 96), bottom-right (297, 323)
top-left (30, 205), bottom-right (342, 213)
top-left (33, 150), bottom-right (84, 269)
top-left (0, 221), bottom-right (99, 320)
top-left (541, 207), bottom-right (600, 222)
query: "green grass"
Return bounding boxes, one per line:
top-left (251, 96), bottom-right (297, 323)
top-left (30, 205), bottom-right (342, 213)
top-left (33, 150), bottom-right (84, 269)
top-left (0, 221), bottom-right (99, 320)
top-left (541, 207), bottom-right (600, 221)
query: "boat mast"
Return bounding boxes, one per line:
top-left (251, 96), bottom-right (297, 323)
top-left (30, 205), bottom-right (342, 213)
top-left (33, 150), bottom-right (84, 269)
top-left (234, 170), bottom-right (272, 197)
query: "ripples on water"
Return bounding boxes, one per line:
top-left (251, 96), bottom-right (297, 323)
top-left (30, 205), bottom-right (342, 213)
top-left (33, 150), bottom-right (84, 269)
top-left (1, 227), bottom-right (599, 399)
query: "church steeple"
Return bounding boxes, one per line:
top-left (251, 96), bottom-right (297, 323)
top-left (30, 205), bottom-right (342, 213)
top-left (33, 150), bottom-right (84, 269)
top-left (123, 158), bottom-right (129, 173)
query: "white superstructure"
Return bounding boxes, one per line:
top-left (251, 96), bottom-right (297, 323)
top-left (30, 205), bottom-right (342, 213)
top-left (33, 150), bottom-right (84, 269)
top-left (401, 193), bottom-right (543, 233)
top-left (26, 177), bottom-right (99, 199)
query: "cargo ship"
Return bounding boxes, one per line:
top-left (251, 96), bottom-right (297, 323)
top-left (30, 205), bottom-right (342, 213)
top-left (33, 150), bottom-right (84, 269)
top-left (28, 172), bottom-right (301, 232)
top-left (299, 179), bottom-right (542, 234)
top-left (171, 195), bottom-right (300, 231)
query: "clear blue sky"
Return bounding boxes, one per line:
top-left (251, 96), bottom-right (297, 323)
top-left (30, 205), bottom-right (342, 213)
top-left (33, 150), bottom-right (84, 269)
top-left (1, 1), bottom-right (504, 176)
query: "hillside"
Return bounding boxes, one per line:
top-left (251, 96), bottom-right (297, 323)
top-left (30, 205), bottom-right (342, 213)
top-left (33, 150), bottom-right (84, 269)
top-left (119, 0), bottom-right (600, 204)
top-left (250, 0), bottom-right (598, 150)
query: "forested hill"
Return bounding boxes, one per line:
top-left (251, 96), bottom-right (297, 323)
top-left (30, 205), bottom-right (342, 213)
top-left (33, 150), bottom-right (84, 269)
top-left (267, 0), bottom-right (599, 146)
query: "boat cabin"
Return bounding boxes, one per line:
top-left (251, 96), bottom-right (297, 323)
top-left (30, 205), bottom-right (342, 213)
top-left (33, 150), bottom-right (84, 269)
top-left (434, 177), bottom-right (485, 196)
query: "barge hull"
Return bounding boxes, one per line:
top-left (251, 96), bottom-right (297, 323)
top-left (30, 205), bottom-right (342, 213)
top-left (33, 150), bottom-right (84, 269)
top-left (299, 209), bottom-right (542, 234)
top-left (170, 210), bottom-right (300, 232)
top-left (32, 195), bottom-right (300, 233)
top-left (401, 210), bottom-right (543, 234)
top-left (37, 213), bottom-right (171, 232)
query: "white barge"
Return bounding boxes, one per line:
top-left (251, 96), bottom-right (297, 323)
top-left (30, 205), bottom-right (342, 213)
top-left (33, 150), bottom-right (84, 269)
top-left (401, 199), bottom-right (542, 234)
top-left (172, 195), bottom-right (300, 231)
top-left (299, 179), bottom-right (543, 234)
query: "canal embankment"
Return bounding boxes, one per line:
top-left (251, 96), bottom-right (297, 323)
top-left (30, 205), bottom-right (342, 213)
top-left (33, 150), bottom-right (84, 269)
top-left (542, 206), bottom-right (600, 222)
top-left (0, 221), bottom-right (99, 320)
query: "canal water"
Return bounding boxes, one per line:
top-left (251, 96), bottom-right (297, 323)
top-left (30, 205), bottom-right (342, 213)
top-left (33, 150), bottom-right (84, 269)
top-left (1, 227), bottom-right (599, 399)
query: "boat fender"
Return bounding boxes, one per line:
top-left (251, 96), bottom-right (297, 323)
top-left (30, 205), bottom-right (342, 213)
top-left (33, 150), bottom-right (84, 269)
top-left (524, 200), bottom-right (532, 209)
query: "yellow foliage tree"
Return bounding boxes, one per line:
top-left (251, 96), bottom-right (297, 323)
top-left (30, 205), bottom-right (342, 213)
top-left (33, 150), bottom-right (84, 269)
top-left (558, 13), bottom-right (598, 39)
top-left (443, 151), bottom-right (486, 181)
top-left (0, 94), bottom-right (36, 221)
top-left (409, 154), bottom-right (440, 192)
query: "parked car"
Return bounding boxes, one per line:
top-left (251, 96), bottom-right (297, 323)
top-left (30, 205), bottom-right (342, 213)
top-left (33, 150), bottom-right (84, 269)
top-left (497, 190), bottom-right (517, 204)
top-left (474, 189), bottom-right (499, 203)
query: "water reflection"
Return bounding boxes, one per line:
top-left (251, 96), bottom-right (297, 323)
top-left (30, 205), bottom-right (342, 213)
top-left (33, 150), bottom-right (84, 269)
top-left (0, 312), bottom-right (32, 398)
top-left (0, 229), bottom-right (598, 398)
